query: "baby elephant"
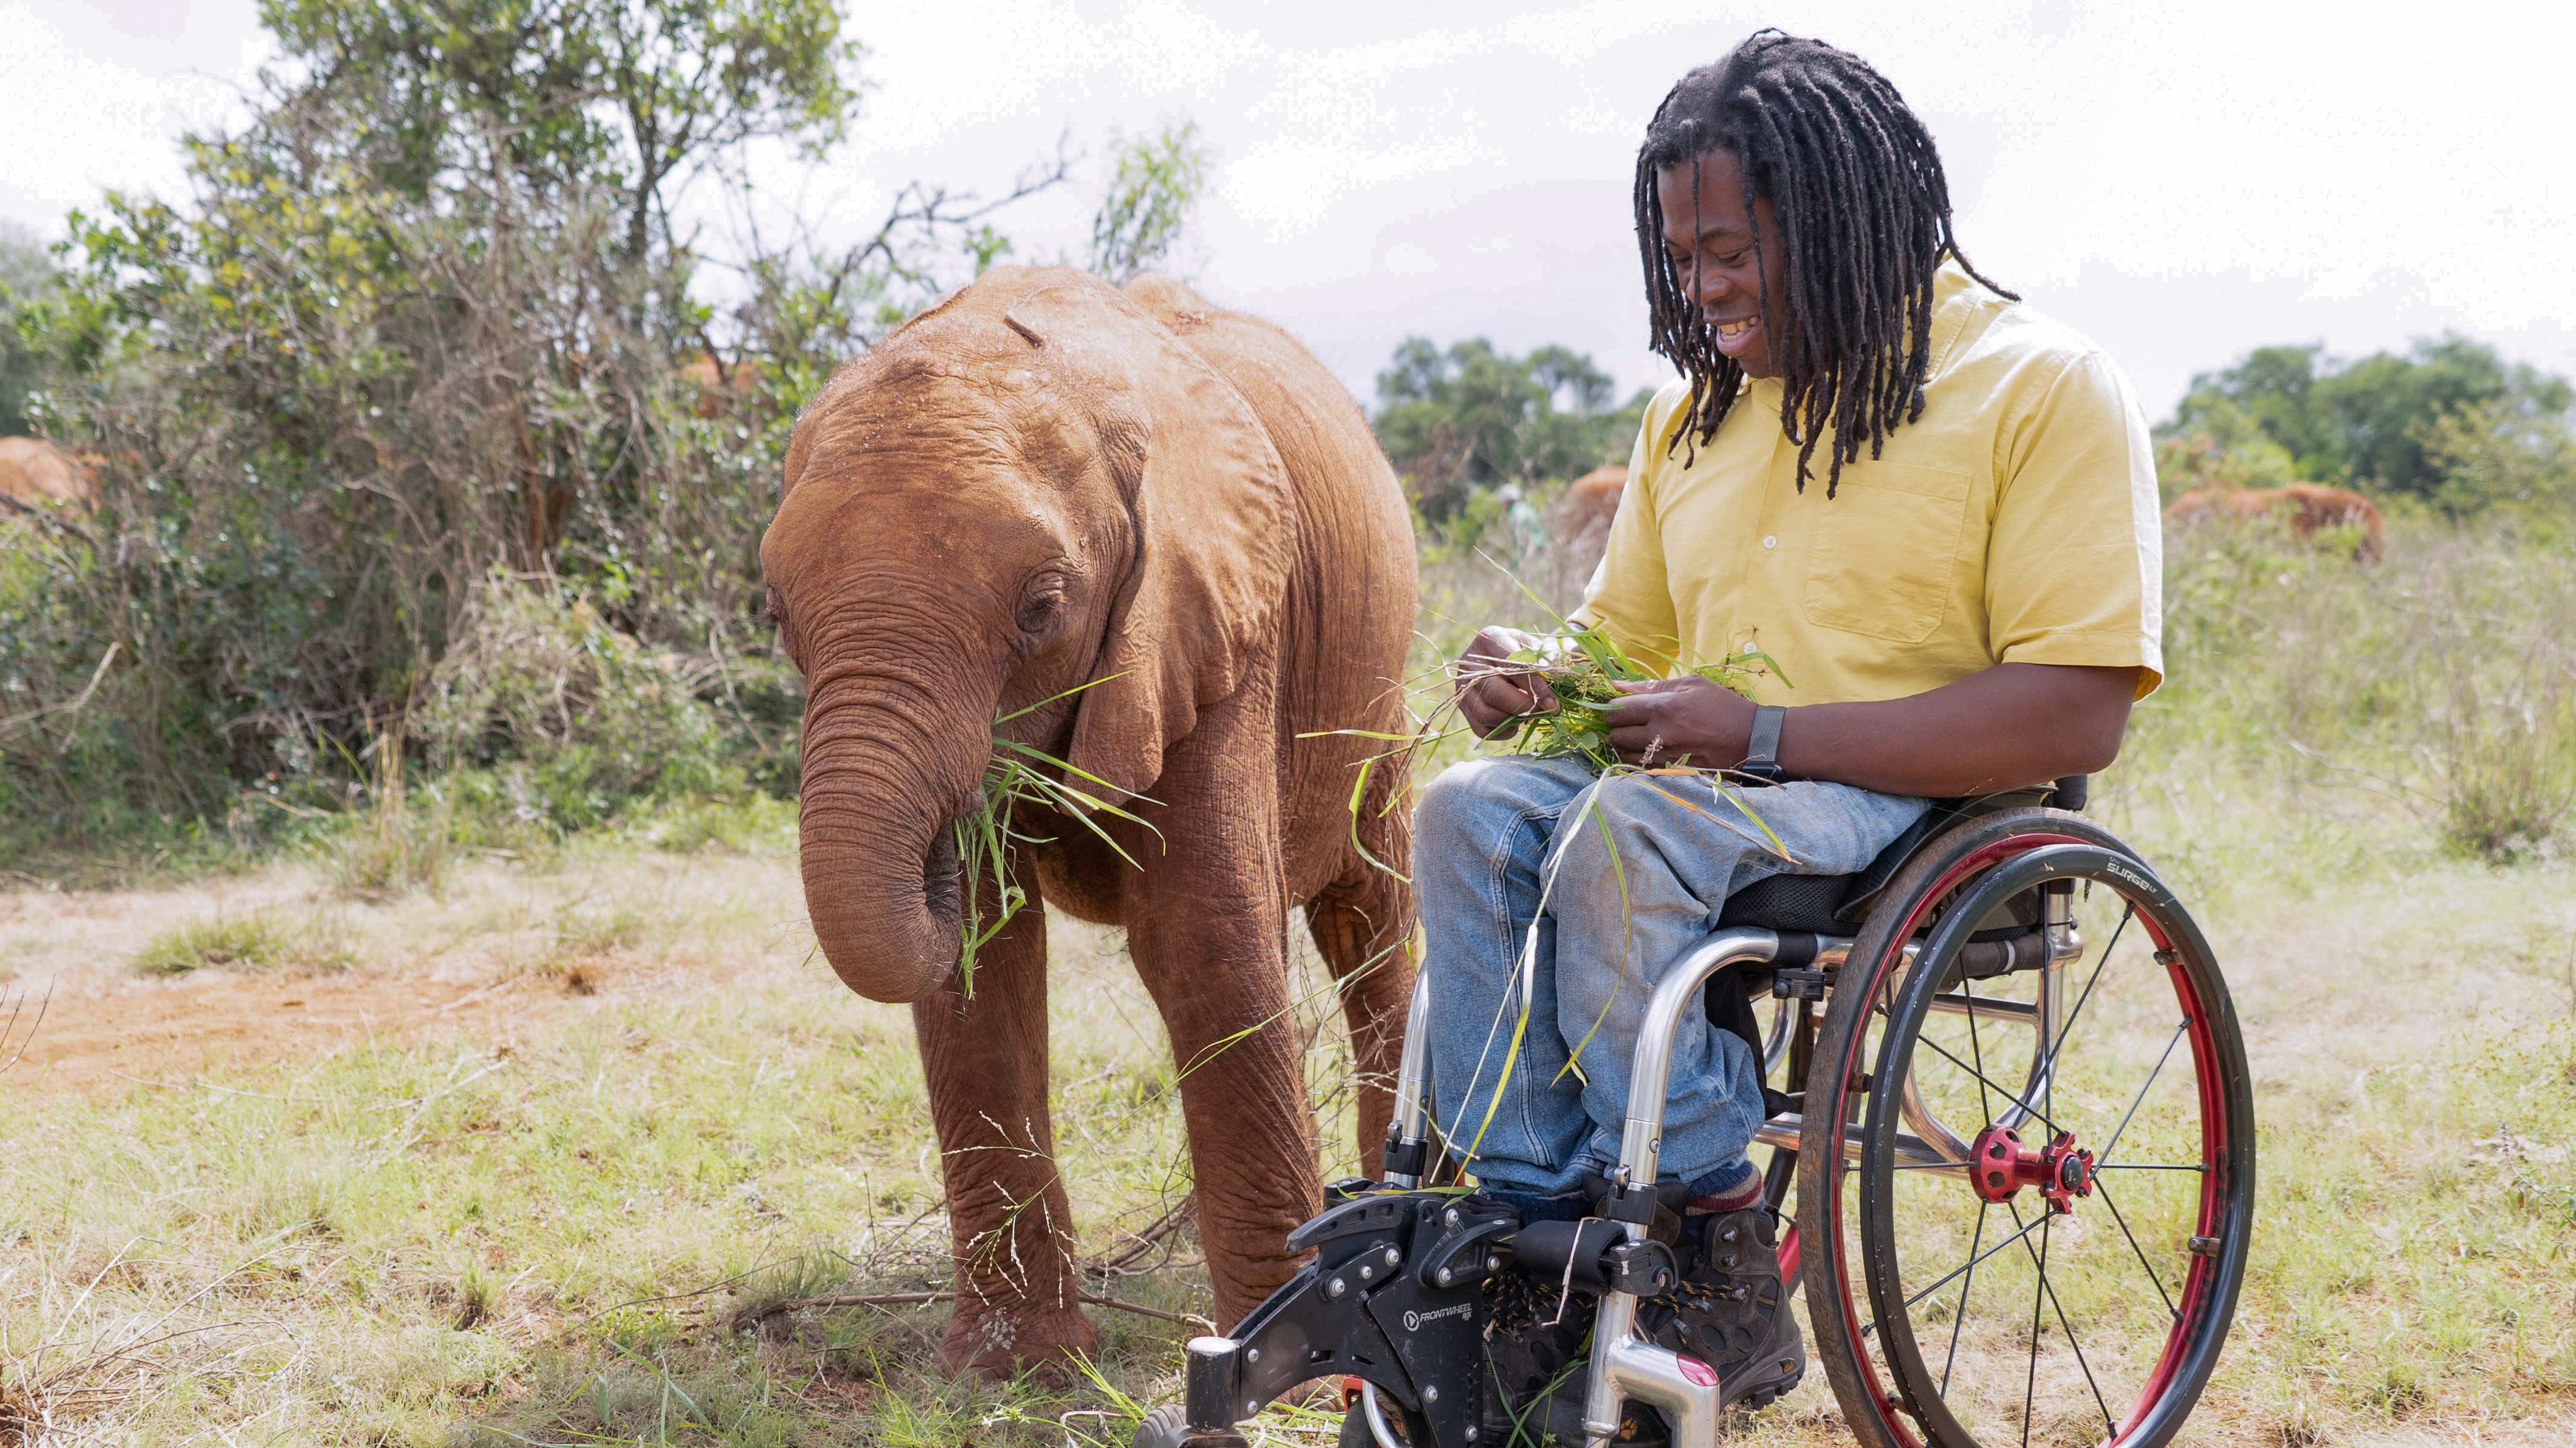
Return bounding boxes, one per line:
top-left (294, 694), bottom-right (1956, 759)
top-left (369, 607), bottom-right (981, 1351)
top-left (760, 268), bottom-right (1418, 1378)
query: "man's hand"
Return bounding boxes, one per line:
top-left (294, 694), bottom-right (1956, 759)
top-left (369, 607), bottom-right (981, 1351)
top-left (1603, 675), bottom-right (1756, 767)
top-left (1454, 626), bottom-right (1562, 739)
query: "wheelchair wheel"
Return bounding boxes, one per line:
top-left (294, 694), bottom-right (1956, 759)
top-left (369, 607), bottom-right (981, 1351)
top-left (1334, 1384), bottom-right (1428, 1446)
top-left (1798, 809), bottom-right (2254, 1448)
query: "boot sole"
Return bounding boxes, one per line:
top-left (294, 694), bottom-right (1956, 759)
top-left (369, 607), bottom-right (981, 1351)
top-left (1719, 1332), bottom-right (1807, 1413)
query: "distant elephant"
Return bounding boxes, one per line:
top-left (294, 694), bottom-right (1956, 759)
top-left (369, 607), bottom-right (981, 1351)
top-left (678, 350), bottom-right (756, 419)
top-left (0, 437), bottom-right (98, 511)
top-left (2164, 480), bottom-right (2385, 562)
top-left (760, 267), bottom-right (1419, 1379)
top-left (1550, 462), bottom-right (1627, 596)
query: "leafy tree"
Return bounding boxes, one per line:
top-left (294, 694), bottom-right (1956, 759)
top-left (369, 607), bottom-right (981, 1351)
top-left (0, 0), bottom-right (1087, 845)
top-left (2165, 336), bottom-right (2573, 502)
top-left (257, 0), bottom-right (861, 266)
top-left (0, 222), bottom-right (53, 436)
top-left (1091, 120), bottom-right (1208, 283)
top-left (2418, 397), bottom-right (2576, 524)
top-left (1373, 338), bottom-right (1649, 522)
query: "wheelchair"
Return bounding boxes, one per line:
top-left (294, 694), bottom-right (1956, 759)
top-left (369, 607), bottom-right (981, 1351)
top-left (1138, 777), bottom-right (2254, 1448)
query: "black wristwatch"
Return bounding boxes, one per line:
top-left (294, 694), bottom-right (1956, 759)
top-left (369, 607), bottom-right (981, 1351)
top-left (1738, 704), bottom-right (1788, 785)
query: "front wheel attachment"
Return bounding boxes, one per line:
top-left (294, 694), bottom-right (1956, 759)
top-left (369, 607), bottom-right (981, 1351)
top-left (1145, 1190), bottom-right (1510, 1448)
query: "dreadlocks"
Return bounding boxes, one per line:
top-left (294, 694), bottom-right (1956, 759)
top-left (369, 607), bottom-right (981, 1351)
top-left (1635, 32), bottom-right (2015, 496)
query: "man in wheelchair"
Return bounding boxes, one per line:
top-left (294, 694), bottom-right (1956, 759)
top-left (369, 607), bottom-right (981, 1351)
top-left (1416, 30), bottom-right (2163, 1439)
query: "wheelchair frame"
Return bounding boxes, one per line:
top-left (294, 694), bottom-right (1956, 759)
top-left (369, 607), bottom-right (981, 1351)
top-left (1368, 892), bottom-right (2084, 1443)
top-left (1155, 790), bottom-right (2255, 1448)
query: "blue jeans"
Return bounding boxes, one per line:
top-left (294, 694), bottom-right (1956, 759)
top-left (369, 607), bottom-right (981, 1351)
top-left (1414, 754), bottom-right (1928, 1199)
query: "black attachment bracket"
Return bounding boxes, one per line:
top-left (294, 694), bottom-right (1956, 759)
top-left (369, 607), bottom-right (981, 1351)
top-left (1772, 966), bottom-right (1829, 1001)
top-left (1512, 1219), bottom-right (1678, 1296)
top-left (1188, 1191), bottom-right (1508, 1447)
top-left (1601, 1182), bottom-right (1660, 1226)
top-left (1379, 1131), bottom-right (1430, 1180)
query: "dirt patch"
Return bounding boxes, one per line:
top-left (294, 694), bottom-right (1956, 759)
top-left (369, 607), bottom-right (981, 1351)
top-left (0, 850), bottom-right (806, 1098)
top-left (0, 966), bottom-right (558, 1095)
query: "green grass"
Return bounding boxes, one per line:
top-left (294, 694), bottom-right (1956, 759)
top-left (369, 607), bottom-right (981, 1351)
top-left (129, 911), bottom-right (355, 975)
top-left (1, 516), bottom-right (2572, 1444)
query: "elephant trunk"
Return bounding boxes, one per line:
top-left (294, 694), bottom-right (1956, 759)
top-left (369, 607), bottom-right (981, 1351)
top-left (797, 674), bottom-right (998, 1005)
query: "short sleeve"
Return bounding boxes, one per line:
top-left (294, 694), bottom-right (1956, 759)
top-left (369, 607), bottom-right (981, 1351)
top-left (1986, 353), bottom-right (2166, 698)
top-left (1574, 391), bottom-right (1687, 677)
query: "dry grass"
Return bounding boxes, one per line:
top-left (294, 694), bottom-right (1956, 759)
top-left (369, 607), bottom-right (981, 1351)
top-left (0, 521), bottom-right (2569, 1444)
top-left (1, 788), bottom-right (2567, 1446)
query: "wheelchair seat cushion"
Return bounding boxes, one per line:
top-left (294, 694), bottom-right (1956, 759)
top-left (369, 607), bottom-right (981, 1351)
top-left (1716, 869), bottom-right (1852, 934)
top-left (1713, 783), bottom-right (2074, 937)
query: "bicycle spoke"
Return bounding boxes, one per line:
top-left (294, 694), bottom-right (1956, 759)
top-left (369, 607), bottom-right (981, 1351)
top-left (2094, 1163), bottom-right (2207, 1172)
top-left (2098, 1019), bottom-right (2190, 1164)
top-left (1965, 975), bottom-right (1996, 1130)
top-left (2022, 1203), bottom-right (2046, 1448)
top-left (1917, 1036), bottom-right (2069, 1137)
top-left (2026, 901), bottom-right (2134, 1101)
top-left (1912, 900), bottom-right (2136, 1153)
top-left (2007, 1198), bottom-right (2117, 1436)
top-left (1886, 1209), bottom-right (2054, 1319)
top-left (2095, 1176), bottom-right (2182, 1324)
top-left (1941, 1200), bottom-right (1990, 1396)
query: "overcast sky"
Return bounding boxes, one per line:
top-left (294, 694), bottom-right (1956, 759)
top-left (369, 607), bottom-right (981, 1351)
top-left (8, 0), bottom-right (2575, 419)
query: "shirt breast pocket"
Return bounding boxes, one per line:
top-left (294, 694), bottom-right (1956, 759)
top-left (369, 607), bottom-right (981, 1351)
top-left (1801, 462), bottom-right (1974, 644)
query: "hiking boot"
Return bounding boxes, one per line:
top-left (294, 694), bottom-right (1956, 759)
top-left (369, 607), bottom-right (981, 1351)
top-left (1632, 1207), bottom-right (1806, 1411)
top-left (1478, 1266), bottom-right (1667, 1446)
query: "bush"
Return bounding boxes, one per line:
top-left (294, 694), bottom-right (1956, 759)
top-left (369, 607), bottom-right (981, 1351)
top-left (417, 572), bottom-right (799, 835)
top-left (0, 0), bottom-right (1118, 871)
top-left (2135, 520), bottom-right (2576, 864)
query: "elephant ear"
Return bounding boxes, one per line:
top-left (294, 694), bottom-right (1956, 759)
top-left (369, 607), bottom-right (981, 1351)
top-left (999, 282), bottom-right (1295, 811)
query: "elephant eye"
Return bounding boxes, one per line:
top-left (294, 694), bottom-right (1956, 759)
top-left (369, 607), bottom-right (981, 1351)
top-left (1018, 590), bottom-right (1065, 637)
top-left (1017, 577), bottom-right (1069, 638)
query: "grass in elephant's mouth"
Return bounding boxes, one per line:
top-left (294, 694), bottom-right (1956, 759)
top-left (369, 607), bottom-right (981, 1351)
top-left (954, 680), bottom-right (1160, 995)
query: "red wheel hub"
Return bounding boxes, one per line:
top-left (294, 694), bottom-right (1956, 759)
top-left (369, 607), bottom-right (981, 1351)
top-left (1967, 1124), bottom-right (2095, 1214)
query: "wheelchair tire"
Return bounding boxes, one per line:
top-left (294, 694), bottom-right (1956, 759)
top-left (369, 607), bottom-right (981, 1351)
top-left (1128, 1404), bottom-right (1195, 1448)
top-left (1797, 808), bottom-right (2255, 1448)
top-left (1334, 1388), bottom-right (1428, 1447)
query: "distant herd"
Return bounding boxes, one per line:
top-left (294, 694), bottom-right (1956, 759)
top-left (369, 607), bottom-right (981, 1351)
top-left (0, 433), bottom-right (2390, 565)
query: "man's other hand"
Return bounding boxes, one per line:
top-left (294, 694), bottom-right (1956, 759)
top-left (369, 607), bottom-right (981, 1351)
top-left (1603, 675), bottom-right (1756, 767)
top-left (1455, 626), bottom-right (1562, 739)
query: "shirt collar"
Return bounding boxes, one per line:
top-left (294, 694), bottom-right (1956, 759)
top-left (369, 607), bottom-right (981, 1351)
top-left (1713, 259), bottom-right (2003, 420)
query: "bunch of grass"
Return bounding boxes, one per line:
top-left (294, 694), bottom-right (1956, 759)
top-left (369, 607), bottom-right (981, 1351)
top-left (952, 681), bottom-right (1160, 994)
top-left (130, 911), bottom-right (357, 977)
top-left (1319, 584), bottom-right (1793, 1176)
top-left (1465, 621), bottom-right (1783, 773)
top-left (131, 915), bottom-right (292, 975)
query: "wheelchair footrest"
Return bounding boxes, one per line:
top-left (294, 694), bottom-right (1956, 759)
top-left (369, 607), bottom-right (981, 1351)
top-left (1184, 1191), bottom-right (1516, 1448)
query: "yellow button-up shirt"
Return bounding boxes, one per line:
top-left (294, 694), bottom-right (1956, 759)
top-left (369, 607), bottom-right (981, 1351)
top-left (1578, 263), bottom-right (2165, 706)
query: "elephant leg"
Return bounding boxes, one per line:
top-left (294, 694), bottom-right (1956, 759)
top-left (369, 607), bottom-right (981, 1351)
top-left (1123, 694), bottom-right (1320, 1329)
top-left (911, 888), bottom-right (1098, 1381)
top-left (1304, 861), bottom-right (1416, 1172)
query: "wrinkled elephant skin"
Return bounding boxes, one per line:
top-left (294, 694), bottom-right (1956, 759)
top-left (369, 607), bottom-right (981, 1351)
top-left (760, 268), bottom-right (1418, 1380)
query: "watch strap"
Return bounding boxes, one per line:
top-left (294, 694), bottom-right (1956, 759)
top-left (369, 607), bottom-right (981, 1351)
top-left (1739, 704), bottom-right (1788, 785)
